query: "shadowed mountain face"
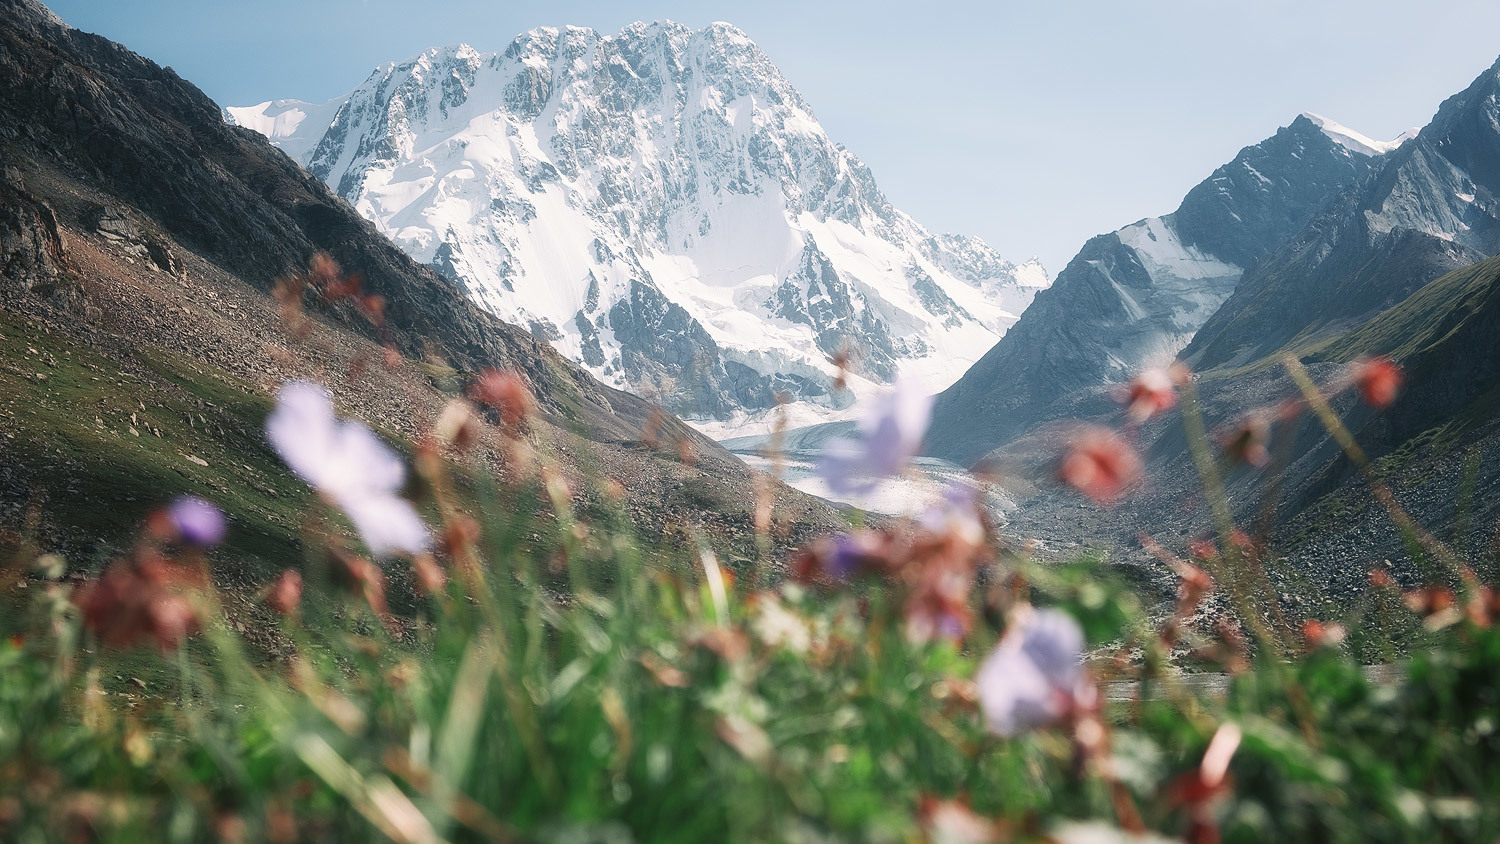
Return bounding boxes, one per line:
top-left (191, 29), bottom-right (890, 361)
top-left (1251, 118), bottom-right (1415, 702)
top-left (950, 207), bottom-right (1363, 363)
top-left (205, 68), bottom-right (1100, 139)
top-left (925, 115), bottom-right (1392, 466)
top-left (1183, 56), bottom-right (1500, 372)
top-left (0, 0), bottom-right (845, 562)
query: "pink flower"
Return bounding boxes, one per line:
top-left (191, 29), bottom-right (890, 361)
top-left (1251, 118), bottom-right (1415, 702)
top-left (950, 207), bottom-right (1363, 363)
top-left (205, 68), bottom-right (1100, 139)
top-left (976, 608), bottom-right (1094, 736)
top-left (1120, 367), bottom-right (1181, 422)
top-left (469, 369), bottom-right (534, 436)
top-left (75, 555), bottom-right (204, 652)
top-left (1353, 357), bottom-right (1402, 409)
top-left (1058, 428), bottom-right (1143, 505)
top-left (917, 797), bottom-right (1000, 844)
top-left (817, 375), bottom-right (933, 495)
top-left (267, 569), bottom-right (303, 616)
top-left (266, 381), bottom-right (430, 557)
top-left (1220, 415), bottom-right (1271, 467)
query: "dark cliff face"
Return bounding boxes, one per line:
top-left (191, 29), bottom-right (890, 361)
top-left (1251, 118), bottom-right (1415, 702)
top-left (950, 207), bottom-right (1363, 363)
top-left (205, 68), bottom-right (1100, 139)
top-left (1183, 59), bottom-right (1500, 372)
top-left (926, 117), bottom-right (1379, 465)
top-left (1173, 116), bottom-right (1381, 267)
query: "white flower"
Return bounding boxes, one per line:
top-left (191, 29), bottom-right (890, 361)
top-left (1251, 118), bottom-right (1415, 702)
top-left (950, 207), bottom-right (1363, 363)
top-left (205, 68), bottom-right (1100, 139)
top-left (817, 375), bottom-right (933, 495)
top-left (976, 608), bottom-right (1093, 736)
top-left (266, 381), bottom-right (430, 557)
top-left (749, 593), bottom-right (813, 654)
top-left (920, 481), bottom-right (986, 546)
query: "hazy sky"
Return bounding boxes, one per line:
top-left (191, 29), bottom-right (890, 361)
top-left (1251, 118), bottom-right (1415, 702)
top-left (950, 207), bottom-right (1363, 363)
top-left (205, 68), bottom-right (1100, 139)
top-left (43, 0), bottom-right (1500, 273)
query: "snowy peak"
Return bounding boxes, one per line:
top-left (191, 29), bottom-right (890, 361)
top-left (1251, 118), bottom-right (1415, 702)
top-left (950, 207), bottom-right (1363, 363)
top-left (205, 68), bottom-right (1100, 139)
top-left (1301, 112), bottom-right (1417, 157)
top-left (228, 22), bottom-right (1046, 435)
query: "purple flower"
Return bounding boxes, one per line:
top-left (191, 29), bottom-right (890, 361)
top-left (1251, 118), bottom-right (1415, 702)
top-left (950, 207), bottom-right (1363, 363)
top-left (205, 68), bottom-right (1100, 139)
top-left (167, 496), bottom-right (227, 548)
top-left (817, 375), bottom-right (933, 495)
top-left (266, 381), bottom-right (431, 557)
top-left (826, 533), bottom-right (868, 580)
top-left (976, 608), bottom-right (1093, 736)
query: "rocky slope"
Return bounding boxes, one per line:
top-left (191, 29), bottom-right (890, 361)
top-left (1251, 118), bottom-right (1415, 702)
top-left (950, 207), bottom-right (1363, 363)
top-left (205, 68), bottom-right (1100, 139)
top-left (995, 254), bottom-right (1500, 616)
top-left (926, 114), bottom-right (1406, 465)
top-left (1184, 56), bottom-right (1500, 370)
top-left (0, 0), bottom-right (846, 570)
top-left (227, 25), bottom-right (1047, 433)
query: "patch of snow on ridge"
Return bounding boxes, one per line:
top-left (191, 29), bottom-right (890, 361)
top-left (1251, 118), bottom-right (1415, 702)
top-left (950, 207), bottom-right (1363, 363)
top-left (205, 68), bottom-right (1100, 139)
top-left (1117, 216), bottom-right (1239, 282)
top-left (1302, 112), bottom-right (1418, 157)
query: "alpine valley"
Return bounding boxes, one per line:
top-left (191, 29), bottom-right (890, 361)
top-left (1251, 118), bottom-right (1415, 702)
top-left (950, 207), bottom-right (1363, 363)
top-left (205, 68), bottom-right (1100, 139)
top-left (227, 24), bottom-right (1048, 435)
top-left (926, 56), bottom-right (1500, 607)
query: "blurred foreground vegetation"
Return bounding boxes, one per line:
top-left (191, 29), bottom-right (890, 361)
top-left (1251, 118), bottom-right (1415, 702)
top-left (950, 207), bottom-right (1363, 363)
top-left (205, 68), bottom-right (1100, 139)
top-left (2, 464), bottom-right (1499, 843)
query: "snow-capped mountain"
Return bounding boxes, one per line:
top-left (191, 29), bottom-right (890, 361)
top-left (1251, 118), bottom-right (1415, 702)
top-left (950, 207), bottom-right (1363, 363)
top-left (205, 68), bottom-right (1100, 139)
top-left (227, 22), bottom-right (1047, 435)
top-left (1183, 60), bottom-right (1500, 371)
top-left (926, 113), bottom-right (1412, 464)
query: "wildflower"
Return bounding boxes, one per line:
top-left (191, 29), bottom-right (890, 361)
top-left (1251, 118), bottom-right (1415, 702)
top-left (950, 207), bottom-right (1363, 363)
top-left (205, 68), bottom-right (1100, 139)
top-left (1176, 561), bottom-right (1213, 597)
top-left (411, 553), bottom-right (447, 596)
top-left (791, 530), bottom-right (895, 583)
top-left (1353, 356), bottom-right (1402, 408)
top-left (266, 569), bottom-right (302, 615)
top-left (976, 608), bottom-right (1094, 736)
top-left (817, 375), bottom-right (933, 495)
top-left (308, 252), bottom-right (343, 289)
top-left (265, 381), bottom-right (431, 557)
top-left (433, 399), bottom-right (480, 451)
top-left (360, 293), bottom-right (386, 323)
top-left (1057, 427), bottom-right (1142, 505)
top-left (75, 557), bottom-right (203, 651)
top-left (1301, 619), bottom-right (1346, 649)
top-left (639, 652), bottom-right (689, 687)
top-left (675, 434), bottom-right (699, 467)
top-left (749, 592), bottom-right (814, 654)
top-left (1119, 366), bottom-right (1182, 422)
top-left (327, 548), bottom-right (393, 622)
top-left (1219, 414), bottom-right (1270, 467)
top-left (920, 482), bottom-right (986, 547)
top-left (439, 515), bottom-right (482, 557)
top-left (1403, 586), bottom-right (1456, 616)
top-left (164, 496), bottom-right (227, 548)
top-left (904, 573), bottom-right (973, 643)
top-left (917, 796), bottom-right (1001, 844)
top-left (641, 406), bottom-right (666, 449)
top-left (1167, 722), bottom-right (1242, 844)
top-left (716, 715), bottom-right (772, 766)
top-left (469, 369), bottom-right (534, 435)
top-left (828, 346), bottom-right (855, 392)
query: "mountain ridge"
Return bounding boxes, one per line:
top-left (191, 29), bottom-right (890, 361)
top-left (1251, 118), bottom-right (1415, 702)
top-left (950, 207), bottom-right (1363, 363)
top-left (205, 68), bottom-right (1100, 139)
top-left (926, 112), bottom-right (1404, 465)
top-left (1183, 54), bottom-right (1500, 372)
top-left (227, 22), bottom-right (1047, 434)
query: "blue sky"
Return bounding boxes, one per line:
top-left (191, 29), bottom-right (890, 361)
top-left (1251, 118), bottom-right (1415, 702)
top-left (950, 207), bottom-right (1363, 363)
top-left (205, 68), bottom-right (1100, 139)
top-left (44, 0), bottom-right (1500, 273)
